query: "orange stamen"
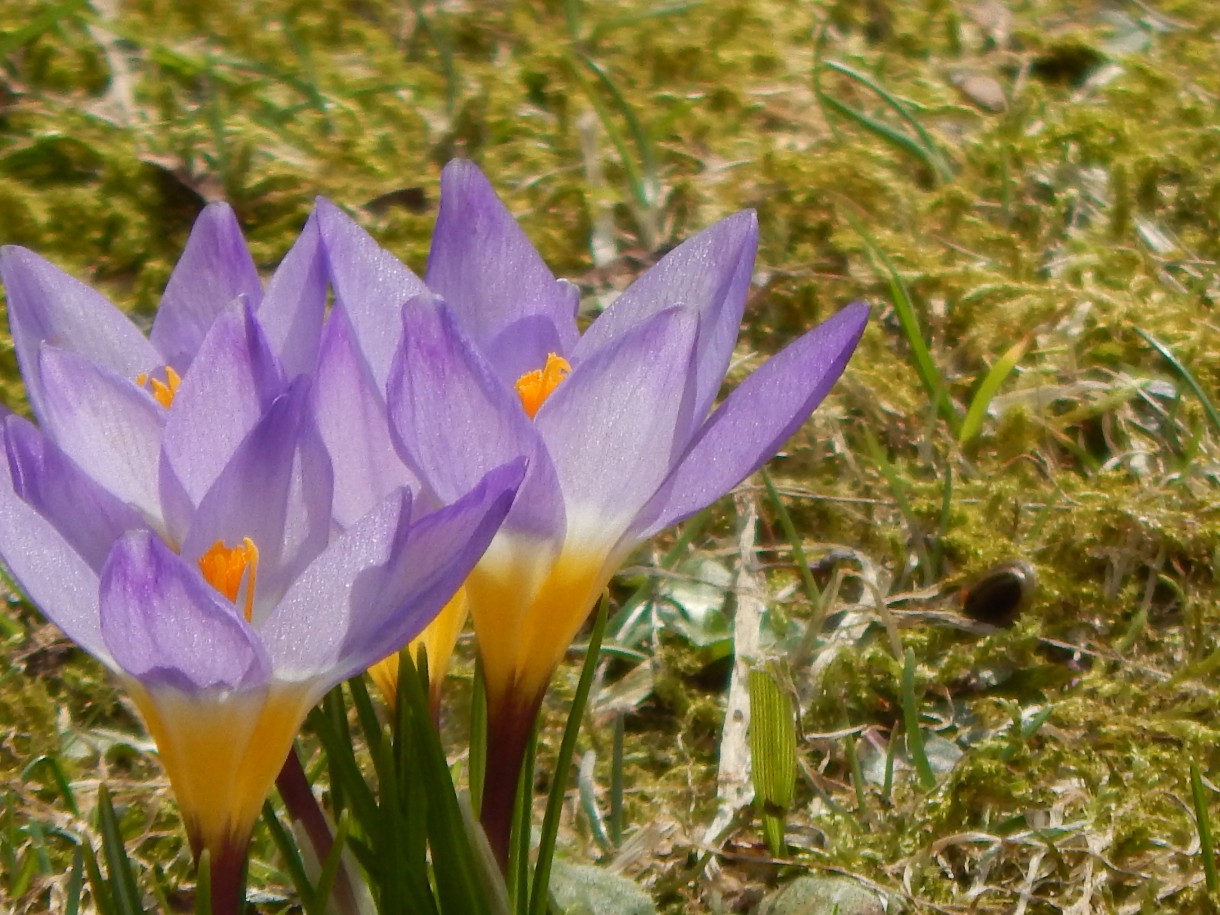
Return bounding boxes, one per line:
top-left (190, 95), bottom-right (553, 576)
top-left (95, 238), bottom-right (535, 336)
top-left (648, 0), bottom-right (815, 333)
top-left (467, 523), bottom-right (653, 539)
top-left (198, 537), bottom-right (259, 622)
top-left (514, 353), bottom-right (571, 419)
top-left (136, 366), bottom-right (182, 409)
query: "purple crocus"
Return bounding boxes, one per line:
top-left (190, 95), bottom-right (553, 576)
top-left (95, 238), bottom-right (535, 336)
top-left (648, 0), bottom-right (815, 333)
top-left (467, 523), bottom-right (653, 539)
top-left (0, 204), bottom-right (521, 909)
top-left (319, 160), bottom-right (869, 864)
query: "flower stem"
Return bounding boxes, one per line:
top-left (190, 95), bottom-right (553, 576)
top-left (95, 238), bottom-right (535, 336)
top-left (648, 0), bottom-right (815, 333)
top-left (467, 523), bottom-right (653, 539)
top-left (480, 690), bottom-right (542, 872)
top-left (207, 839), bottom-right (248, 915)
top-left (275, 745), bottom-right (364, 915)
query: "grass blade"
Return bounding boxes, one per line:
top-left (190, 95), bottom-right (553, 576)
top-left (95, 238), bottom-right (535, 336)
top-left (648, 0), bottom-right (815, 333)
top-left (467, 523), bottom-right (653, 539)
top-left (960, 336), bottom-right (1030, 444)
top-left (1136, 328), bottom-right (1220, 435)
top-left (96, 786), bottom-right (144, 915)
top-left (1192, 763), bottom-right (1217, 893)
top-left (843, 211), bottom-right (957, 434)
top-left (900, 650), bottom-right (937, 791)
top-left (528, 598), bottom-right (609, 915)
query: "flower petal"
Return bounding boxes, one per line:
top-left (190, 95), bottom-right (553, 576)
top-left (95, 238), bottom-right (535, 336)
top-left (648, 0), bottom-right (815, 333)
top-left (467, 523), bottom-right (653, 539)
top-left (388, 294), bottom-right (564, 539)
top-left (38, 345), bottom-right (166, 523)
top-left (150, 203), bottom-right (263, 372)
top-left (636, 301), bottom-right (869, 538)
top-left (426, 160), bottom-right (579, 367)
top-left (257, 209), bottom-right (328, 379)
top-left (315, 197), bottom-right (429, 389)
top-left (181, 380), bottom-right (333, 617)
top-left (534, 306), bottom-right (699, 548)
top-left (0, 427), bottom-right (112, 667)
top-left (262, 458), bottom-right (521, 684)
top-left (577, 210), bottom-right (758, 425)
top-left (313, 308), bottom-right (419, 529)
top-left (99, 530), bottom-right (271, 691)
top-left (4, 415), bottom-right (147, 572)
top-left (0, 246), bottom-right (159, 419)
top-left (161, 302), bottom-right (285, 512)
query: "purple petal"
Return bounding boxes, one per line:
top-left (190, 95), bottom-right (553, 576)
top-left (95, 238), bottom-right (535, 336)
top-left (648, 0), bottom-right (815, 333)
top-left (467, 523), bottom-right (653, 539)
top-left (258, 210), bottom-right (328, 379)
top-left (635, 302), bottom-right (869, 538)
top-left (577, 211), bottom-right (758, 425)
top-left (38, 345), bottom-right (166, 524)
top-left (482, 314), bottom-right (570, 386)
top-left (313, 309), bottom-right (420, 528)
top-left (315, 197), bottom-right (429, 389)
top-left (100, 530), bottom-right (271, 691)
top-left (0, 429), bottom-right (111, 667)
top-left (534, 306), bottom-right (698, 546)
top-left (261, 459), bottom-right (522, 684)
top-left (4, 415), bottom-right (147, 572)
top-left (425, 160), bottom-right (579, 360)
top-left (0, 247), bottom-right (159, 420)
top-left (160, 302), bottom-right (284, 513)
top-left (150, 203), bottom-right (263, 372)
top-left (181, 380), bottom-right (333, 617)
top-left (388, 295), bottom-right (564, 538)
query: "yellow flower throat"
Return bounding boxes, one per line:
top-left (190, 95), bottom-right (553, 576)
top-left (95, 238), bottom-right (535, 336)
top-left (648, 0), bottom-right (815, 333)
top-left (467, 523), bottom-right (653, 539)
top-left (514, 353), bottom-right (571, 418)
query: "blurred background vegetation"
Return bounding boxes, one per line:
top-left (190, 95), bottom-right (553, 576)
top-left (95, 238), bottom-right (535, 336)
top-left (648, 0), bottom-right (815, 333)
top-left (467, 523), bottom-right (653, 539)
top-left (1, 0), bottom-right (1218, 911)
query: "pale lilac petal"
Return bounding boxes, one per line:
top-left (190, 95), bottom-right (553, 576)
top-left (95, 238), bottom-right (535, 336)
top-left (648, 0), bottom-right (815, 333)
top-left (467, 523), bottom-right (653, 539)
top-left (635, 302), bottom-right (869, 538)
top-left (4, 416), bottom-right (147, 572)
top-left (150, 203), bottom-right (263, 371)
top-left (0, 431), bottom-right (111, 668)
top-left (258, 210), bottom-right (327, 379)
top-left (577, 211), bottom-right (758, 424)
top-left (0, 247), bottom-right (159, 419)
top-left (482, 314), bottom-right (570, 386)
top-left (262, 459), bottom-right (522, 683)
top-left (161, 302), bottom-right (284, 510)
top-left (426, 160), bottom-right (579, 360)
top-left (100, 531), bottom-right (271, 691)
top-left (313, 309), bottom-right (419, 528)
top-left (38, 345), bottom-right (166, 523)
top-left (315, 197), bottom-right (429, 389)
top-left (388, 295), bottom-right (564, 538)
top-left (535, 307), bottom-right (698, 543)
top-left (182, 380), bottom-right (333, 617)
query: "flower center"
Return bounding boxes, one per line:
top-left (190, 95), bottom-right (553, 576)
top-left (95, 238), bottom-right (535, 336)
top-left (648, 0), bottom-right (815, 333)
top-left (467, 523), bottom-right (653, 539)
top-left (136, 366), bottom-right (182, 409)
top-left (198, 537), bottom-right (259, 622)
top-left (514, 353), bottom-right (571, 419)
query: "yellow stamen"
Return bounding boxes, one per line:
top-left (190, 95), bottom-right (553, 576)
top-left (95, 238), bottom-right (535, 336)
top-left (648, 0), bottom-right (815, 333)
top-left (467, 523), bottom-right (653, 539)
top-left (198, 537), bottom-right (259, 622)
top-left (514, 353), bottom-right (571, 419)
top-left (136, 366), bottom-right (182, 409)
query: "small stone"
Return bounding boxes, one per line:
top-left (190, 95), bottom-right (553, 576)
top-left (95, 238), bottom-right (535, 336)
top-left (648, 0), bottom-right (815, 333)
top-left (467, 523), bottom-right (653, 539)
top-left (755, 875), bottom-right (885, 915)
top-left (549, 860), bottom-right (658, 915)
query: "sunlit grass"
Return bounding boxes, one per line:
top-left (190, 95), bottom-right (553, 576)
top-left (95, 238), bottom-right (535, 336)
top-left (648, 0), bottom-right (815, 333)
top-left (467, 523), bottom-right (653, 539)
top-left (2, 0), bottom-right (1218, 911)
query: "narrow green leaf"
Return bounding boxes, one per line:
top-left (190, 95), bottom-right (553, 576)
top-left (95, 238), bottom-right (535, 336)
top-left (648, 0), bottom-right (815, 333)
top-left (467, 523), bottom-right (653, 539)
top-left (1192, 762), bottom-right (1217, 893)
top-left (96, 786), bottom-right (144, 915)
top-left (528, 598), bottom-right (609, 915)
top-left (260, 802), bottom-right (317, 914)
top-left (843, 212), bottom-right (957, 434)
top-left (901, 650), bottom-right (937, 790)
top-left (748, 669), bottom-right (797, 857)
top-left (959, 336), bottom-right (1030, 444)
top-left (470, 658), bottom-right (488, 818)
top-left (65, 845), bottom-right (85, 915)
top-left (81, 839), bottom-right (115, 915)
top-left (193, 850), bottom-right (211, 915)
top-left (1136, 328), bottom-right (1220, 435)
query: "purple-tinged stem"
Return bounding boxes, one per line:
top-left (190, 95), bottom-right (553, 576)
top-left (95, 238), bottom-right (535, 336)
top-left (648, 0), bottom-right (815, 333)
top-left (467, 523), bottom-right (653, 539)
top-left (480, 689), bottom-right (543, 872)
top-left (275, 745), bottom-right (363, 915)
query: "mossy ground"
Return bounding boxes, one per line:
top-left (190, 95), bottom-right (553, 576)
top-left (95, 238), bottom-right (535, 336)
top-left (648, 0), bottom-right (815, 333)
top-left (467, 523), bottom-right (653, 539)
top-left (1, 0), bottom-right (1218, 911)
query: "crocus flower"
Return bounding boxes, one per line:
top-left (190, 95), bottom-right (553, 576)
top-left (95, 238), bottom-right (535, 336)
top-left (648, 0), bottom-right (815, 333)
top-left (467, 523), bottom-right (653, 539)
top-left (319, 160), bottom-right (868, 864)
top-left (0, 204), bottom-right (522, 910)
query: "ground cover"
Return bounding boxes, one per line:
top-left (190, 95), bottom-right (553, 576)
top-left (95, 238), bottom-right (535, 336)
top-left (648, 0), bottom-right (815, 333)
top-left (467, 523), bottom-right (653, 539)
top-left (1, 0), bottom-right (1218, 911)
